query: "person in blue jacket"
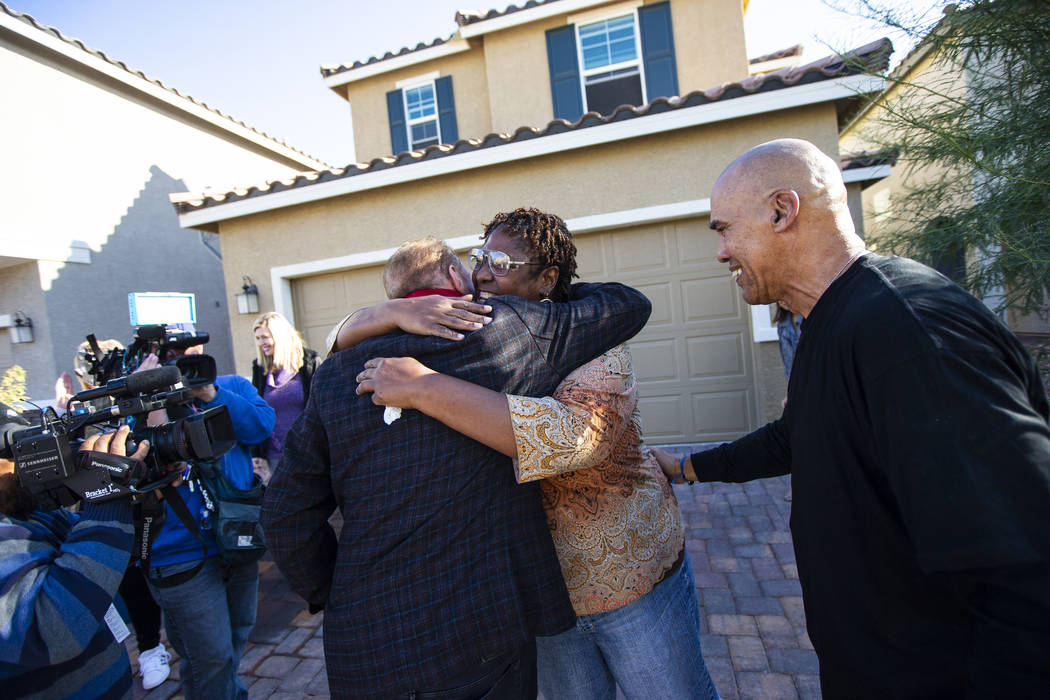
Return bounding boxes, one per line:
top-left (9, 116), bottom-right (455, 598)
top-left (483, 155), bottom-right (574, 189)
top-left (141, 364), bottom-right (275, 700)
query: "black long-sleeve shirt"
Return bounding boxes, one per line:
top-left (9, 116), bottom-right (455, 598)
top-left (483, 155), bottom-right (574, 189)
top-left (692, 254), bottom-right (1050, 698)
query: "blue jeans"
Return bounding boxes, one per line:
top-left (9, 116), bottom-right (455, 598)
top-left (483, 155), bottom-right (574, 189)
top-left (147, 556), bottom-right (258, 700)
top-left (536, 549), bottom-right (720, 700)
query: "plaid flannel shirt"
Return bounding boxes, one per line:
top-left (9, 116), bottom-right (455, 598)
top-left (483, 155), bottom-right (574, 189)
top-left (261, 282), bottom-right (651, 698)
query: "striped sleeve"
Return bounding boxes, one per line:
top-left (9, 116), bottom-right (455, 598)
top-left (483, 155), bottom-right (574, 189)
top-left (0, 501), bottom-right (134, 668)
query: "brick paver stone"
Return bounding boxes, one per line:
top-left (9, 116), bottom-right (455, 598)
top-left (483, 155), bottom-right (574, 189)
top-left (273, 627), bottom-right (313, 655)
top-left (254, 655), bottom-right (300, 679)
top-left (736, 671), bottom-right (801, 699)
top-left (239, 643), bottom-right (275, 674)
top-left (707, 614), bottom-right (759, 636)
top-left (728, 635), bottom-right (769, 671)
top-left (278, 658), bottom-right (326, 692)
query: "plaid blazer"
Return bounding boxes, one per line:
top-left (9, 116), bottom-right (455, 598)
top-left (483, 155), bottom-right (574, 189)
top-left (261, 283), bottom-right (651, 698)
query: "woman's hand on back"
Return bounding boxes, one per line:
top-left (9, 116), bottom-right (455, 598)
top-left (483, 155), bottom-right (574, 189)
top-left (355, 357), bottom-right (437, 409)
top-left (392, 295), bottom-right (492, 341)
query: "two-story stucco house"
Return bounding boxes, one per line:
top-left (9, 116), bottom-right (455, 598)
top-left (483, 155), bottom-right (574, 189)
top-left (0, 2), bottom-right (327, 399)
top-left (172, 0), bottom-right (891, 445)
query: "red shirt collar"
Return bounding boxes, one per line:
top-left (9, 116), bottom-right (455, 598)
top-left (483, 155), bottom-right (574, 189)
top-left (404, 288), bottom-right (463, 299)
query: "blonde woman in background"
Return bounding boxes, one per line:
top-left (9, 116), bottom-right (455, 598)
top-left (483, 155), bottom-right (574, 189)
top-left (250, 312), bottom-right (319, 483)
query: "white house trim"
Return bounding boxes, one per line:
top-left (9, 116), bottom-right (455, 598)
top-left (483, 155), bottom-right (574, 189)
top-left (841, 164), bottom-right (892, 183)
top-left (395, 70), bottom-right (441, 89)
top-left (322, 39), bottom-right (471, 88)
top-left (460, 0), bottom-right (614, 38)
top-left (568, 0), bottom-right (642, 28)
top-left (178, 73), bottom-right (886, 229)
top-left (270, 197), bottom-right (712, 326)
top-left (0, 11), bottom-right (327, 171)
top-left (750, 305), bottom-right (779, 343)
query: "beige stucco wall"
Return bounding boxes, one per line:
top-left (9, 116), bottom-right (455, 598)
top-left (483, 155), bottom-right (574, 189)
top-left (668, 0), bottom-right (748, 93)
top-left (346, 44), bottom-right (491, 163)
top-left (210, 101), bottom-right (839, 381)
top-left (482, 16), bottom-right (560, 137)
top-left (755, 339), bottom-right (788, 424)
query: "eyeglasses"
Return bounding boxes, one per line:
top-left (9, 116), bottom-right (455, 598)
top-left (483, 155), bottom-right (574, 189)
top-left (468, 248), bottom-right (542, 277)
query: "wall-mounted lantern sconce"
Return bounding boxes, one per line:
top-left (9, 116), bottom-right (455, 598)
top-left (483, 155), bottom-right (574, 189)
top-left (236, 277), bottom-right (260, 315)
top-left (11, 312), bottom-right (33, 344)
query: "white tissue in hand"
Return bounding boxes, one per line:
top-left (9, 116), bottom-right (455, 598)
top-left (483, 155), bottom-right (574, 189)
top-left (383, 406), bottom-right (402, 425)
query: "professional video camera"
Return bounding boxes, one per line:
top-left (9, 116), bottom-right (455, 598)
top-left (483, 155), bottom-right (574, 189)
top-left (81, 324), bottom-right (210, 387)
top-left (0, 350), bottom-right (234, 511)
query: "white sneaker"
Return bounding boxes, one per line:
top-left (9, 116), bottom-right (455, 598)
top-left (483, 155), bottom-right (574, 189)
top-left (137, 644), bottom-right (171, 690)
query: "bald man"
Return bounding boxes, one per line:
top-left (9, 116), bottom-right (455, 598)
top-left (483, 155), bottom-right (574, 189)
top-left (655, 139), bottom-right (1050, 697)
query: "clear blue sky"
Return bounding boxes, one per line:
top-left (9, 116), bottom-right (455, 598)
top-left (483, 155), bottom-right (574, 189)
top-left (10, 0), bottom-right (940, 167)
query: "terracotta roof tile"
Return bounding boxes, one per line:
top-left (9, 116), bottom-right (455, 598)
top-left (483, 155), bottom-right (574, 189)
top-left (455, 0), bottom-right (565, 27)
top-left (320, 33), bottom-right (457, 78)
top-left (174, 38), bottom-right (893, 214)
top-left (0, 1), bottom-right (329, 168)
top-left (749, 44), bottom-right (804, 64)
top-left (840, 149), bottom-right (899, 170)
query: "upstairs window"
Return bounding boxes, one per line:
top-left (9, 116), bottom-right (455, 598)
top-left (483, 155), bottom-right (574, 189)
top-left (386, 75), bottom-right (458, 154)
top-left (546, 1), bottom-right (678, 123)
top-left (404, 83), bottom-right (440, 150)
top-left (577, 14), bottom-right (644, 116)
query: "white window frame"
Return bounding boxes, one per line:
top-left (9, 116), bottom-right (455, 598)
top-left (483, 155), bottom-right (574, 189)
top-left (574, 8), bottom-right (647, 113)
top-left (401, 79), bottom-right (441, 150)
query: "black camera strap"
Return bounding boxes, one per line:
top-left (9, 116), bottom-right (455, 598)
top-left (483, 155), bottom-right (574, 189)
top-left (145, 485), bottom-right (208, 589)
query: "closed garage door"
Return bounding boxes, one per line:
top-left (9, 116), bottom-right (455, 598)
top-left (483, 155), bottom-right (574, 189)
top-left (574, 217), bottom-right (757, 444)
top-left (291, 216), bottom-right (756, 444)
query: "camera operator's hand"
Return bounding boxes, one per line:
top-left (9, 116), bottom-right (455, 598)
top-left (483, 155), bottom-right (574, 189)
top-left (133, 352), bottom-right (161, 373)
top-left (190, 383), bottom-right (217, 404)
top-left (80, 424), bottom-right (148, 461)
top-left (78, 426), bottom-right (182, 498)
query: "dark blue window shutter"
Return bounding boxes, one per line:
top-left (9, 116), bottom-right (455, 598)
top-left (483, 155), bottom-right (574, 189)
top-left (545, 25), bottom-right (584, 122)
top-left (638, 1), bottom-right (679, 100)
top-left (434, 75), bottom-right (458, 144)
top-left (386, 89), bottom-right (408, 153)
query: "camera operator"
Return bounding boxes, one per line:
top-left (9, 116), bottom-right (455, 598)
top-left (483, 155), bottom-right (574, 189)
top-left (139, 349), bottom-right (275, 700)
top-left (0, 425), bottom-right (156, 700)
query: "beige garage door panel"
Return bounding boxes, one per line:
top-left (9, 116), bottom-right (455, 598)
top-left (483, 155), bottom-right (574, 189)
top-left (692, 390), bottom-right (753, 438)
top-left (629, 337), bottom-right (678, 382)
top-left (686, 333), bottom-right (747, 380)
top-left (292, 266), bottom-right (386, 353)
top-left (609, 228), bottom-right (672, 273)
top-left (681, 277), bottom-right (740, 323)
top-left (636, 393), bottom-right (690, 441)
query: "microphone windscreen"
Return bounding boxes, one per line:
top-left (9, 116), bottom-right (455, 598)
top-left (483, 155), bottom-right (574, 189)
top-left (125, 366), bottom-right (183, 395)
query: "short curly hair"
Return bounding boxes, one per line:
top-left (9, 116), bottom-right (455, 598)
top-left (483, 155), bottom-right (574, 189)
top-left (482, 207), bottom-right (578, 302)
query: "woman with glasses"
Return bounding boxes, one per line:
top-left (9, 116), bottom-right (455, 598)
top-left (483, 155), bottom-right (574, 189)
top-left (339, 208), bottom-right (719, 700)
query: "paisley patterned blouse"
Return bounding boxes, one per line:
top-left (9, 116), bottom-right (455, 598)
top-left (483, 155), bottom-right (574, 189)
top-left (507, 344), bottom-right (685, 615)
